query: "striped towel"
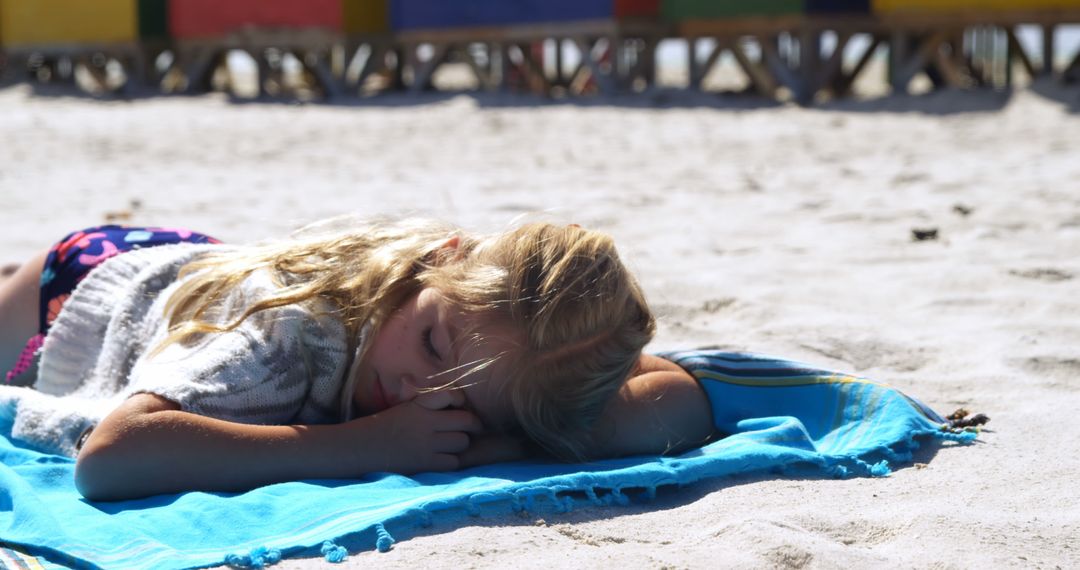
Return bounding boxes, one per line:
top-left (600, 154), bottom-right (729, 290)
top-left (0, 544), bottom-right (56, 570)
top-left (0, 350), bottom-right (977, 569)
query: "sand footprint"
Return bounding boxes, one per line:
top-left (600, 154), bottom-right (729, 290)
top-left (799, 337), bottom-right (932, 373)
top-left (1008, 268), bottom-right (1074, 282)
top-left (1009, 356), bottom-right (1080, 391)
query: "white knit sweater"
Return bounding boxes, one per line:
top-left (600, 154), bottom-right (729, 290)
top-left (3, 244), bottom-right (353, 456)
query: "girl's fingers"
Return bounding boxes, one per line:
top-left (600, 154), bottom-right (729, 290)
top-left (457, 434), bottom-right (528, 468)
top-left (443, 388), bottom-right (465, 409)
top-left (434, 409), bottom-right (484, 434)
top-left (429, 453), bottom-right (461, 472)
top-left (413, 389), bottom-right (465, 411)
top-left (431, 432), bottom-right (470, 454)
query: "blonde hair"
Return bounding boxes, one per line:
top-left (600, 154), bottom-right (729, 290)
top-left (161, 217), bottom-right (655, 461)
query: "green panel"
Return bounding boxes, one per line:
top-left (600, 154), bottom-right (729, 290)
top-left (662, 0), bottom-right (804, 20)
top-left (138, 0), bottom-right (169, 39)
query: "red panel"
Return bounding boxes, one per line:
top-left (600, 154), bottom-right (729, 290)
top-left (615, 0), bottom-right (660, 17)
top-left (170, 0), bottom-right (343, 39)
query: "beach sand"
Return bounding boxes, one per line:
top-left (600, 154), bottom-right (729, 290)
top-left (1, 80), bottom-right (1078, 568)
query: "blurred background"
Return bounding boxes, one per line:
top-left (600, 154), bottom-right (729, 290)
top-left (1, 0), bottom-right (1078, 102)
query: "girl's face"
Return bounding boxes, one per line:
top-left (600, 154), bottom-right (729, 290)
top-left (352, 287), bottom-right (514, 430)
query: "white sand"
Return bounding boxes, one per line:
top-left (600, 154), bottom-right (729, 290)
top-left (1, 81), bottom-right (1078, 568)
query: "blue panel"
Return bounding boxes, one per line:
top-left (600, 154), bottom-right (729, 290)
top-left (806, 0), bottom-right (870, 13)
top-left (392, 0), bottom-right (614, 31)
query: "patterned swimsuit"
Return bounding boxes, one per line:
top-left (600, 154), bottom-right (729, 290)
top-left (5, 225), bottom-right (220, 383)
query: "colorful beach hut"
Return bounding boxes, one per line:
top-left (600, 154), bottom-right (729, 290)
top-left (168, 0), bottom-right (341, 96)
top-left (166, 0), bottom-right (389, 98)
top-left (0, 0), bottom-right (138, 48)
top-left (873, 0), bottom-right (1080, 91)
top-left (662, 0), bottom-right (878, 102)
top-left (387, 0), bottom-right (665, 94)
top-left (0, 0), bottom-right (145, 91)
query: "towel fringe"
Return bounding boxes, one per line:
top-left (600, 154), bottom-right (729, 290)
top-left (823, 456), bottom-right (891, 478)
top-left (936, 428), bottom-right (979, 443)
top-left (320, 541), bottom-right (348, 564)
top-left (374, 523), bottom-right (395, 553)
top-left (224, 546), bottom-right (282, 569)
top-left (610, 488), bottom-right (630, 506)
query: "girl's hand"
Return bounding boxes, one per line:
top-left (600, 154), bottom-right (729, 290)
top-left (354, 392), bottom-right (482, 474)
top-left (458, 433), bottom-right (528, 468)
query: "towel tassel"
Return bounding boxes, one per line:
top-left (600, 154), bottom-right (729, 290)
top-left (223, 546), bottom-right (282, 569)
top-left (585, 487), bottom-right (602, 506)
top-left (320, 541), bottom-right (348, 563)
top-left (374, 523), bottom-right (395, 553)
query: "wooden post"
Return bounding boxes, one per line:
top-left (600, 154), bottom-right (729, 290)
top-left (695, 40), bottom-right (724, 91)
top-left (894, 31), bottom-right (949, 92)
top-left (353, 42), bottom-right (387, 92)
top-left (250, 49), bottom-right (271, 97)
top-left (554, 38), bottom-right (565, 85)
top-left (759, 34), bottom-right (799, 98)
top-left (796, 28), bottom-right (821, 105)
top-left (728, 38), bottom-right (777, 97)
top-left (1042, 24), bottom-right (1056, 75)
top-left (389, 46), bottom-right (405, 91)
top-left (516, 42), bottom-right (552, 95)
top-left (462, 44), bottom-right (495, 90)
top-left (888, 31), bottom-right (908, 92)
top-left (835, 34), bottom-right (883, 97)
top-left (641, 36), bottom-right (657, 89)
top-left (495, 42), bottom-right (510, 92)
top-left (1064, 49), bottom-right (1080, 84)
top-left (183, 47), bottom-right (225, 94)
top-left (573, 37), bottom-right (615, 95)
top-left (408, 42), bottom-right (449, 93)
top-left (302, 51), bottom-right (342, 99)
top-left (820, 31), bottom-right (851, 96)
top-left (687, 36), bottom-right (701, 89)
top-left (77, 54), bottom-right (111, 93)
top-left (1006, 27), bottom-right (1036, 83)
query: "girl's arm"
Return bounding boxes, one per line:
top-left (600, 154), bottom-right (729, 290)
top-left (75, 392), bottom-right (482, 501)
top-left (588, 354), bottom-right (716, 458)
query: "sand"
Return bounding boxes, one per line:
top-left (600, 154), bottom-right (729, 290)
top-left (1, 80), bottom-right (1078, 568)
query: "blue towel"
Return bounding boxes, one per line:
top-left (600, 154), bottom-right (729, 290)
top-left (0, 351), bottom-right (976, 569)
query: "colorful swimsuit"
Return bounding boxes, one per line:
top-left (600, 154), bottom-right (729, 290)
top-left (5, 225), bottom-right (220, 383)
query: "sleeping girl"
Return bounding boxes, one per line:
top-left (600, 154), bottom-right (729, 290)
top-left (0, 219), bottom-right (713, 501)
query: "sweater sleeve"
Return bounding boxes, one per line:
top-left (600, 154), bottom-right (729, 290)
top-left (126, 274), bottom-right (349, 426)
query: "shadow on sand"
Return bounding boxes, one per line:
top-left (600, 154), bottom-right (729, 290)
top-left (297, 438), bottom-right (952, 560)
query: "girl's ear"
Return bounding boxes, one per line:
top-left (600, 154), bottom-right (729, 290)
top-left (441, 235), bottom-right (461, 251)
top-left (433, 235), bottom-right (464, 265)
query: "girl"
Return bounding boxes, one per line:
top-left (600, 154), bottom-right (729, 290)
top-left (0, 219), bottom-right (714, 501)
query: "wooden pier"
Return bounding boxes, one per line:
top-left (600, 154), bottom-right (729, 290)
top-left (1, 1), bottom-right (1078, 103)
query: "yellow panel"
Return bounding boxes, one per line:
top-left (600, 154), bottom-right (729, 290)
top-left (874, 0), bottom-right (1080, 11)
top-left (0, 0), bottom-right (136, 47)
top-left (343, 0), bottom-right (389, 35)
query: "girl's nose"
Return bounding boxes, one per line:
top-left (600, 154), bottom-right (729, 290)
top-left (398, 373), bottom-right (420, 403)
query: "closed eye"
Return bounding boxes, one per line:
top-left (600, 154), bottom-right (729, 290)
top-left (422, 326), bottom-right (441, 361)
